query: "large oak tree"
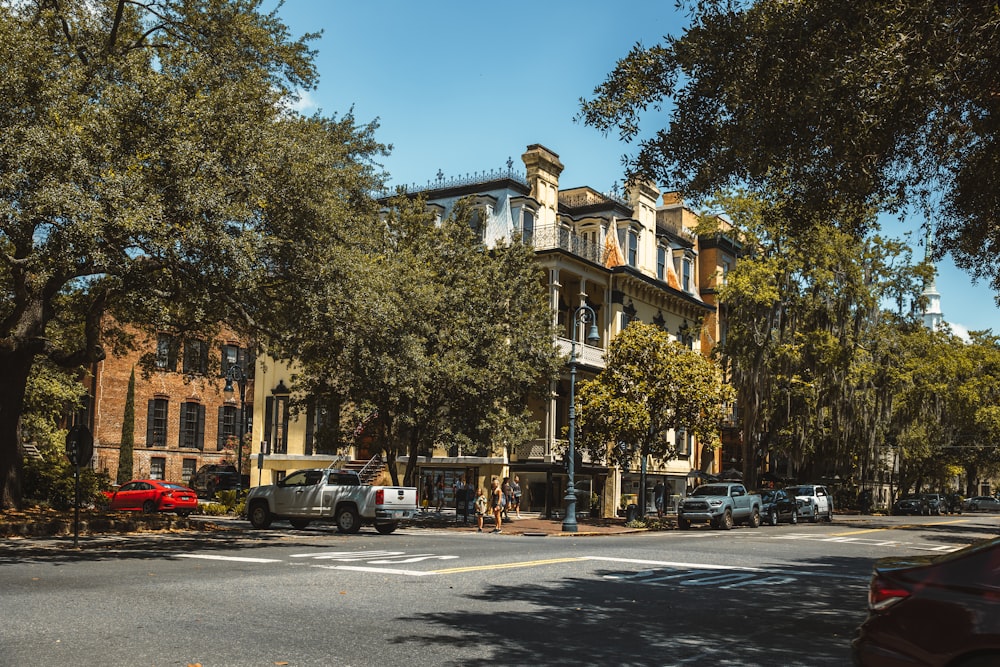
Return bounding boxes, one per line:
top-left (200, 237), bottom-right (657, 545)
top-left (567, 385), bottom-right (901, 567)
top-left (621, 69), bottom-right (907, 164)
top-left (0, 0), bottom-right (386, 507)
top-left (284, 196), bottom-right (563, 487)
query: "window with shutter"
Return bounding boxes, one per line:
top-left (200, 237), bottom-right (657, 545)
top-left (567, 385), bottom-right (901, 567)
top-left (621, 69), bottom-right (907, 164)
top-left (146, 399), bottom-right (168, 447)
top-left (179, 401), bottom-right (203, 448)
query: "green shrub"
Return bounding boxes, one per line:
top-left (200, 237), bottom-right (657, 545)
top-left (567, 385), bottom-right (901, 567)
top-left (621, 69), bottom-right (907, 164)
top-left (200, 503), bottom-right (229, 516)
top-left (23, 458), bottom-right (112, 510)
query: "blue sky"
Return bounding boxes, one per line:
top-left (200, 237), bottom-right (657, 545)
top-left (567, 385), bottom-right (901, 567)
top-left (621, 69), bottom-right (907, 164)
top-left (271, 0), bottom-right (999, 335)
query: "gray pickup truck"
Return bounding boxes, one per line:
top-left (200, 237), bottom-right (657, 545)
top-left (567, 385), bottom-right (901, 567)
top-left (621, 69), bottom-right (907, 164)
top-left (678, 482), bottom-right (762, 530)
top-left (246, 468), bottom-right (418, 534)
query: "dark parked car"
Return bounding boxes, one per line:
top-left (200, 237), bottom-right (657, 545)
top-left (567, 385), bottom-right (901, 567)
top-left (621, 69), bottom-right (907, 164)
top-left (759, 488), bottom-right (799, 525)
top-left (852, 536), bottom-right (1000, 666)
top-left (891, 494), bottom-right (929, 516)
top-left (189, 464), bottom-right (247, 499)
top-left (921, 493), bottom-right (947, 515)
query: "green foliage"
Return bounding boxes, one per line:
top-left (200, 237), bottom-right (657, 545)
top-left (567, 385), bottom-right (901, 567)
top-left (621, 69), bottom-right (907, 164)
top-left (580, 0), bottom-right (1000, 290)
top-left (22, 455), bottom-right (112, 511)
top-left (116, 368), bottom-right (136, 485)
top-left (18, 361), bottom-right (89, 461)
top-left (289, 194), bottom-right (562, 486)
top-left (199, 503), bottom-right (230, 516)
top-left (0, 0), bottom-right (388, 507)
top-left (706, 191), bottom-right (926, 484)
top-left (576, 321), bottom-right (732, 468)
top-left (212, 489), bottom-right (246, 513)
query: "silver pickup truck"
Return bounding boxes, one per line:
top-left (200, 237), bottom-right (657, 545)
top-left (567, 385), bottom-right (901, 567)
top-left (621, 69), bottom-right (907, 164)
top-left (246, 468), bottom-right (418, 534)
top-left (678, 482), bottom-right (762, 530)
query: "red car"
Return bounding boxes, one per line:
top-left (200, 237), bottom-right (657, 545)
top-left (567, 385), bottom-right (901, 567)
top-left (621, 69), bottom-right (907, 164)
top-left (852, 536), bottom-right (1000, 666)
top-left (106, 480), bottom-right (198, 516)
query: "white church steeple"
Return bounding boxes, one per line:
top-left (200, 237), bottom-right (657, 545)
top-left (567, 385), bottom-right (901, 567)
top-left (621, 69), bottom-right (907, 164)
top-left (921, 221), bottom-right (943, 330)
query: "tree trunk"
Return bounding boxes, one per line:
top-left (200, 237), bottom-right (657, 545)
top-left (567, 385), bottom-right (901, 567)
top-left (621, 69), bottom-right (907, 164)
top-left (0, 349), bottom-right (35, 509)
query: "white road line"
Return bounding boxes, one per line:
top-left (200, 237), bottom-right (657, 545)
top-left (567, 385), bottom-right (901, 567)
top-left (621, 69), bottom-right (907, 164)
top-left (587, 556), bottom-right (868, 581)
top-left (175, 554), bottom-right (282, 563)
top-left (312, 565), bottom-right (435, 576)
top-left (585, 556), bottom-right (764, 571)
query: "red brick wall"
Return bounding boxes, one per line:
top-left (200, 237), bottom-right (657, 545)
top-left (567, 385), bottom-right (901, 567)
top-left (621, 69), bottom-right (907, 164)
top-left (89, 327), bottom-right (253, 485)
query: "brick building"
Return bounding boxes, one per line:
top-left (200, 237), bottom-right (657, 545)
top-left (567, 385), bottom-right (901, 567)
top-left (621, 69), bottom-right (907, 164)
top-left (87, 325), bottom-right (254, 485)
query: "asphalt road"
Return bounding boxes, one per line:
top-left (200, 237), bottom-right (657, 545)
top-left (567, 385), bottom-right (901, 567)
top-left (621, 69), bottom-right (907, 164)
top-left (1, 515), bottom-right (996, 667)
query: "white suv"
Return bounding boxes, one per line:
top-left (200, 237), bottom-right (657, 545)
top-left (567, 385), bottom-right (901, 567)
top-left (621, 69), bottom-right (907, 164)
top-left (784, 484), bottom-right (833, 522)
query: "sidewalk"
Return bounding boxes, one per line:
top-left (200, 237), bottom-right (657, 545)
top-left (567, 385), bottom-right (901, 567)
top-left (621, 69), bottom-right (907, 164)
top-left (406, 509), bottom-right (643, 536)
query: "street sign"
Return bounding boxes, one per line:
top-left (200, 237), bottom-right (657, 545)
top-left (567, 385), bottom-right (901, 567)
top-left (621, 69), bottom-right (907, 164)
top-left (65, 425), bottom-right (94, 466)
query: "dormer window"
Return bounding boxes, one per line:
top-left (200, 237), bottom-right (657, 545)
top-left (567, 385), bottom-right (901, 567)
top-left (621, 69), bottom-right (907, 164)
top-left (618, 225), bottom-right (640, 267)
top-left (673, 248), bottom-right (696, 293)
top-left (521, 209), bottom-right (535, 243)
top-left (470, 208), bottom-right (485, 241)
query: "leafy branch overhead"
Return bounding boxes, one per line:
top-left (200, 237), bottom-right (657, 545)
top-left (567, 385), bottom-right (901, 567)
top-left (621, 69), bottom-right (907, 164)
top-left (580, 0), bottom-right (1000, 291)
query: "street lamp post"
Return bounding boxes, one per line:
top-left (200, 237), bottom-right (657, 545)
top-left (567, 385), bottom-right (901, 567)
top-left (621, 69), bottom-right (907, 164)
top-left (223, 364), bottom-right (248, 494)
top-left (564, 303), bottom-right (600, 533)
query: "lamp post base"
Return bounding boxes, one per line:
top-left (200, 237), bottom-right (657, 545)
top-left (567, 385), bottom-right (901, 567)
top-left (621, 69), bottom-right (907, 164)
top-left (561, 492), bottom-right (578, 533)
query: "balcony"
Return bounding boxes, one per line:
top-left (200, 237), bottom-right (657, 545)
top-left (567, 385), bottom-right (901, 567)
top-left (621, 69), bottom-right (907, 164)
top-left (555, 337), bottom-right (606, 369)
top-left (530, 225), bottom-right (605, 265)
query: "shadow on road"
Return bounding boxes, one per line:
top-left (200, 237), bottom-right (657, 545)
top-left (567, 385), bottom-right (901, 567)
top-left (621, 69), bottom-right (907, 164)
top-left (389, 553), bottom-right (873, 667)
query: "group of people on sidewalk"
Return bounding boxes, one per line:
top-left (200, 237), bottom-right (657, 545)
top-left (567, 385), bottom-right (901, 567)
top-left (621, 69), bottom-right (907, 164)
top-left (475, 475), bottom-right (521, 533)
top-left (421, 473), bottom-right (523, 533)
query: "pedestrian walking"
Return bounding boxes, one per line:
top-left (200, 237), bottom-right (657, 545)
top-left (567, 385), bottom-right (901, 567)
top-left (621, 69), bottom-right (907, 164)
top-left (511, 475), bottom-right (522, 518)
top-left (435, 474), bottom-right (445, 513)
top-left (474, 487), bottom-right (488, 532)
top-left (490, 477), bottom-right (504, 533)
top-left (501, 476), bottom-right (513, 520)
top-left (422, 475), bottom-right (433, 511)
top-left (654, 479), bottom-right (665, 518)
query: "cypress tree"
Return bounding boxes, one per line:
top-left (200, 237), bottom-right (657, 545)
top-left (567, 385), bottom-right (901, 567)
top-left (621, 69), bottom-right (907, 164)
top-left (116, 368), bottom-right (136, 485)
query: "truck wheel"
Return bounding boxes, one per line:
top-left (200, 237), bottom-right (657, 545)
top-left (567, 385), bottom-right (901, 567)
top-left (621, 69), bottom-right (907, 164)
top-left (718, 509), bottom-right (733, 530)
top-left (375, 522), bottom-right (398, 535)
top-left (790, 509), bottom-right (798, 525)
top-left (289, 518), bottom-right (311, 530)
top-left (335, 506), bottom-right (362, 534)
top-left (767, 509), bottom-right (778, 526)
top-left (810, 506), bottom-right (820, 523)
top-left (248, 501), bottom-right (272, 529)
top-left (677, 516), bottom-right (691, 530)
top-left (748, 508), bottom-right (761, 528)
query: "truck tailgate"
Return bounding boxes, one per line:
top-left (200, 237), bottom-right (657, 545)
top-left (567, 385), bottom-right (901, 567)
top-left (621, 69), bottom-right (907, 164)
top-left (378, 487), bottom-right (418, 509)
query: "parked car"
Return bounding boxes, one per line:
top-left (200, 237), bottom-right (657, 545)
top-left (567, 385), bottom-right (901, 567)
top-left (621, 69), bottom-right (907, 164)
top-left (964, 496), bottom-right (1000, 512)
top-left (921, 493), bottom-right (947, 515)
top-left (677, 483), bottom-right (762, 530)
top-left (759, 488), bottom-right (799, 525)
top-left (105, 479), bottom-right (198, 516)
top-left (892, 494), bottom-right (930, 516)
top-left (851, 536), bottom-right (1000, 666)
top-left (188, 464), bottom-right (247, 499)
top-left (784, 484), bottom-right (833, 522)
